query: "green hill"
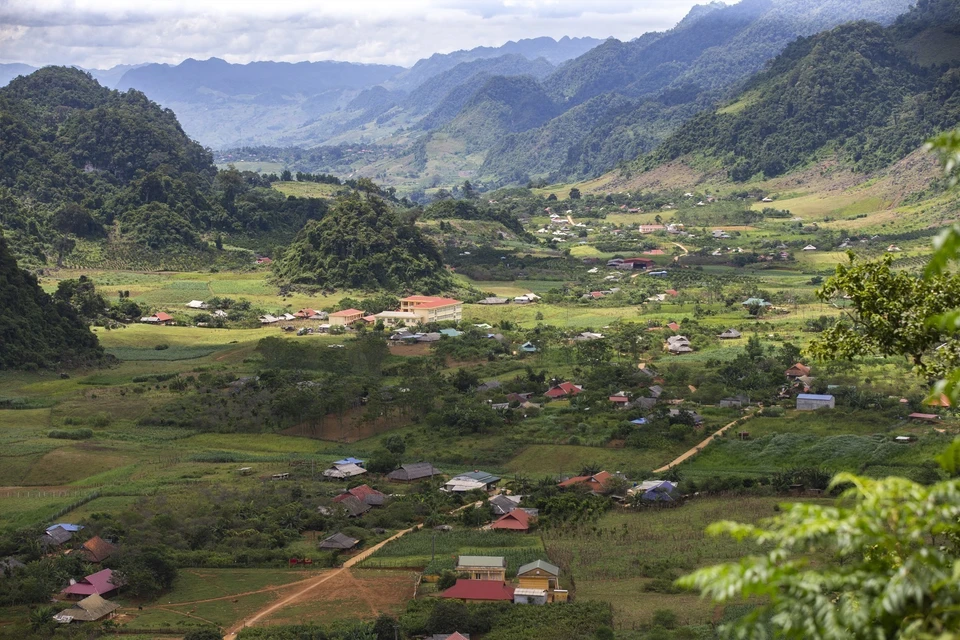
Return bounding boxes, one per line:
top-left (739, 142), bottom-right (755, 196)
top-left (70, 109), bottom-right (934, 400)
top-left (0, 231), bottom-right (104, 370)
top-left (0, 67), bottom-right (328, 263)
top-left (440, 75), bottom-right (561, 153)
top-left (273, 193), bottom-right (452, 293)
top-left (639, 1), bottom-right (960, 181)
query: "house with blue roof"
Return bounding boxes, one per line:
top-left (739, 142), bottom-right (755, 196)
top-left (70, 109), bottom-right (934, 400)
top-left (520, 342), bottom-right (537, 353)
top-left (333, 457), bottom-right (364, 467)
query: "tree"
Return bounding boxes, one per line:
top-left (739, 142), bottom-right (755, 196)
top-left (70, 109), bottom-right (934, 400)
top-left (372, 613), bottom-right (399, 640)
top-left (280, 169), bottom-right (292, 181)
top-left (809, 254), bottom-right (960, 371)
top-left (426, 600), bottom-right (470, 634)
top-left (569, 187), bottom-right (582, 200)
top-left (461, 180), bottom-right (477, 199)
top-left (680, 131), bottom-right (960, 638)
top-left (678, 465), bottom-right (960, 639)
top-left (53, 235), bottom-right (75, 268)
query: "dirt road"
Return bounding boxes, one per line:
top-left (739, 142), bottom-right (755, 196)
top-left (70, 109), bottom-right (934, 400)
top-left (653, 412), bottom-right (754, 473)
top-left (222, 526), bottom-right (416, 640)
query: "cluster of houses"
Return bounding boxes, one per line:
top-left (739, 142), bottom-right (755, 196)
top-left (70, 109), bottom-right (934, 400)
top-left (2, 524), bottom-right (127, 624)
top-left (440, 556), bottom-right (568, 606)
top-left (476, 293), bottom-right (541, 305)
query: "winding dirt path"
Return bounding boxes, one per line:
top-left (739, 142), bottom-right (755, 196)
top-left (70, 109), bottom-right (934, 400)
top-left (653, 412), bottom-right (755, 473)
top-left (222, 526), bottom-right (416, 640)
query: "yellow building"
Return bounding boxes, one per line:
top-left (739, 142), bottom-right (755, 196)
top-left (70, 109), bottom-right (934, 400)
top-left (456, 555), bottom-right (506, 581)
top-left (328, 308), bottom-right (365, 326)
top-left (399, 296), bottom-right (463, 323)
top-left (517, 560), bottom-right (568, 603)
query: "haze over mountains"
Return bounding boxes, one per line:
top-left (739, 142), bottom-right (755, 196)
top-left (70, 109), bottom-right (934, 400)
top-left (3, 0), bottom-right (955, 195)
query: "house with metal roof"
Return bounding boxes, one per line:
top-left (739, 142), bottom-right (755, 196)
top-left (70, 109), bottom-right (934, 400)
top-left (443, 471), bottom-right (500, 493)
top-left (796, 393), bottom-right (835, 410)
top-left (516, 560), bottom-right (567, 603)
top-left (387, 462), bottom-right (440, 482)
top-left (61, 568), bottom-right (118, 600)
top-left (489, 509), bottom-right (531, 531)
top-left (456, 556), bottom-right (506, 581)
top-left (319, 532), bottom-right (359, 551)
top-left (79, 536), bottom-right (116, 563)
top-left (53, 594), bottom-right (120, 623)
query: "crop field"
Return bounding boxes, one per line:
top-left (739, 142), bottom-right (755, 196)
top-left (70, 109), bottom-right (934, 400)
top-left (502, 444), bottom-right (687, 478)
top-left (543, 496), bottom-right (829, 629)
top-left (257, 569), bottom-right (419, 626)
top-left (361, 528), bottom-right (546, 575)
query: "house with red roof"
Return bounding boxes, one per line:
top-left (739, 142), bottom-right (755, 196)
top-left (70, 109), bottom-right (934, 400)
top-left (78, 536), bottom-right (117, 564)
top-left (399, 296), bottom-right (463, 323)
top-left (440, 579), bottom-right (515, 602)
top-left (329, 309), bottom-right (365, 326)
top-left (666, 321), bottom-right (680, 332)
top-left (558, 471), bottom-right (613, 494)
top-left (544, 382), bottom-right (582, 399)
top-left (784, 362), bottom-right (811, 378)
top-left (140, 312), bottom-right (175, 325)
top-left (333, 484), bottom-right (385, 507)
top-left (609, 395), bottom-right (629, 407)
top-left (489, 509), bottom-right (531, 531)
top-left (61, 568), bottom-right (118, 600)
top-left (294, 308), bottom-right (317, 318)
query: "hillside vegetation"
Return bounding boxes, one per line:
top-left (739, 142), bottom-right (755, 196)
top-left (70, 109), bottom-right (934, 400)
top-left (273, 193), bottom-right (452, 292)
top-left (0, 231), bottom-right (104, 369)
top-left (641, 2), bottom-right (960, 181)
top-left (0, 67), bottom-right (329, 263)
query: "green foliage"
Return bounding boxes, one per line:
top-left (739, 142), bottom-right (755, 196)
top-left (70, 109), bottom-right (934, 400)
top-left (679, 468), bottom-right (960, 639)
top-left (273, 193), bottom-right (451, 292)
top-left (645, 11), bottom-right (960, 180)
top-left (0, 231), bottom-right (105, 369)
top-left (47, 428), bottom-right (93, 440)
top-left (809, 254), bottom-right (960, 372)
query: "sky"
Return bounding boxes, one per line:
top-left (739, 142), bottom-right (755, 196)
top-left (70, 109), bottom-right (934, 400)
top-left (0, 0), bottom-right (716, 70)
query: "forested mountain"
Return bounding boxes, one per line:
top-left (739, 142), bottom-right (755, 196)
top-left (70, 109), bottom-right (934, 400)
top-left (440, 76), bottom-right (561, 153)
top-left (0, 63), bottom-right (143, 90)
top-left (273, 194), bottom-right (451, 293)
top-left (475, 0), bottom-right (916, 185)
top-left (258, 0), bottom-right (915, 189)
top-left (0, 38), bottom-right (596, 150)
top-left (386, 36), bottom-right (602, 92)
top-left (0, 231), bottom-right (104, 370)
top-left (403, 55), bottom-right (555, 119)
top-left (639, 0), bottom-right (960, 181)
top-left (0, 67), bottom-right (328, 263)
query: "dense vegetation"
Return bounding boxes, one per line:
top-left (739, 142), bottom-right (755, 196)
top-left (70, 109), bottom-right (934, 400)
top-left (0, 231), bottom-right (104, 369)
top-left (643, 1), bottom-right (960, 179)
top-left (273, 193), bottom-right (452, 292)
top-left (0, 67), bottom-right (328, 263)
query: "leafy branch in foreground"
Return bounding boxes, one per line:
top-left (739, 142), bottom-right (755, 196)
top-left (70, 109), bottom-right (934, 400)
top-left (678, 458), bottom-right (960, 639)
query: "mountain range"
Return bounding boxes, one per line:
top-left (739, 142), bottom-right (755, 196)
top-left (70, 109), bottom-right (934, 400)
top-left (210, 0), bottom-right (921, 190)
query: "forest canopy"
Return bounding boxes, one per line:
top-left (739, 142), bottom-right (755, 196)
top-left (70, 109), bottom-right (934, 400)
top-left (273, 193), bottom-right (452, 292)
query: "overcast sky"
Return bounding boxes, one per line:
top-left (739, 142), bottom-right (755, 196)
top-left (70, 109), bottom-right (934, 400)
top-left (0, 0), bottom-right (717, 70)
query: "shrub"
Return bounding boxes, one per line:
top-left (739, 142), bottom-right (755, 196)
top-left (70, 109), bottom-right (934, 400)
top-left (651, 609), bottom-right (678, 629)
top-left (48, 429), bottom-right (93, 440)
top-left (155, 343), bottom-right (170, 350)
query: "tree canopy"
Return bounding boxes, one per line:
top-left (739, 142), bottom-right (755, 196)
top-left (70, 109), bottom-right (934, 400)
top-left (273, 193), bottom-right (452, 292)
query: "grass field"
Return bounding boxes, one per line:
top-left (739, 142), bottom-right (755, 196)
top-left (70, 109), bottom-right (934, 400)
top-left (544, 496), bottom-right (827, 629)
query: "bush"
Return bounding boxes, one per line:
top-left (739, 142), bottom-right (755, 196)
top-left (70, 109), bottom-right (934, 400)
top-left (651, 609), bottom-right (678, 629)
top-left (155, 343), bottom-right (170, 350)
top-left (48, 428), bottom-right (93, 440)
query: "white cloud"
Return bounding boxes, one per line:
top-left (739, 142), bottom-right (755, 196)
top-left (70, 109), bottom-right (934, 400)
top-left (0, 0), bottom-right (709, 69)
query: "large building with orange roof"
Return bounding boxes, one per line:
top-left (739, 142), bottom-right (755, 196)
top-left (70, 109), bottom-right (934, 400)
top-left (399, 296), bottom-right (463, 323)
